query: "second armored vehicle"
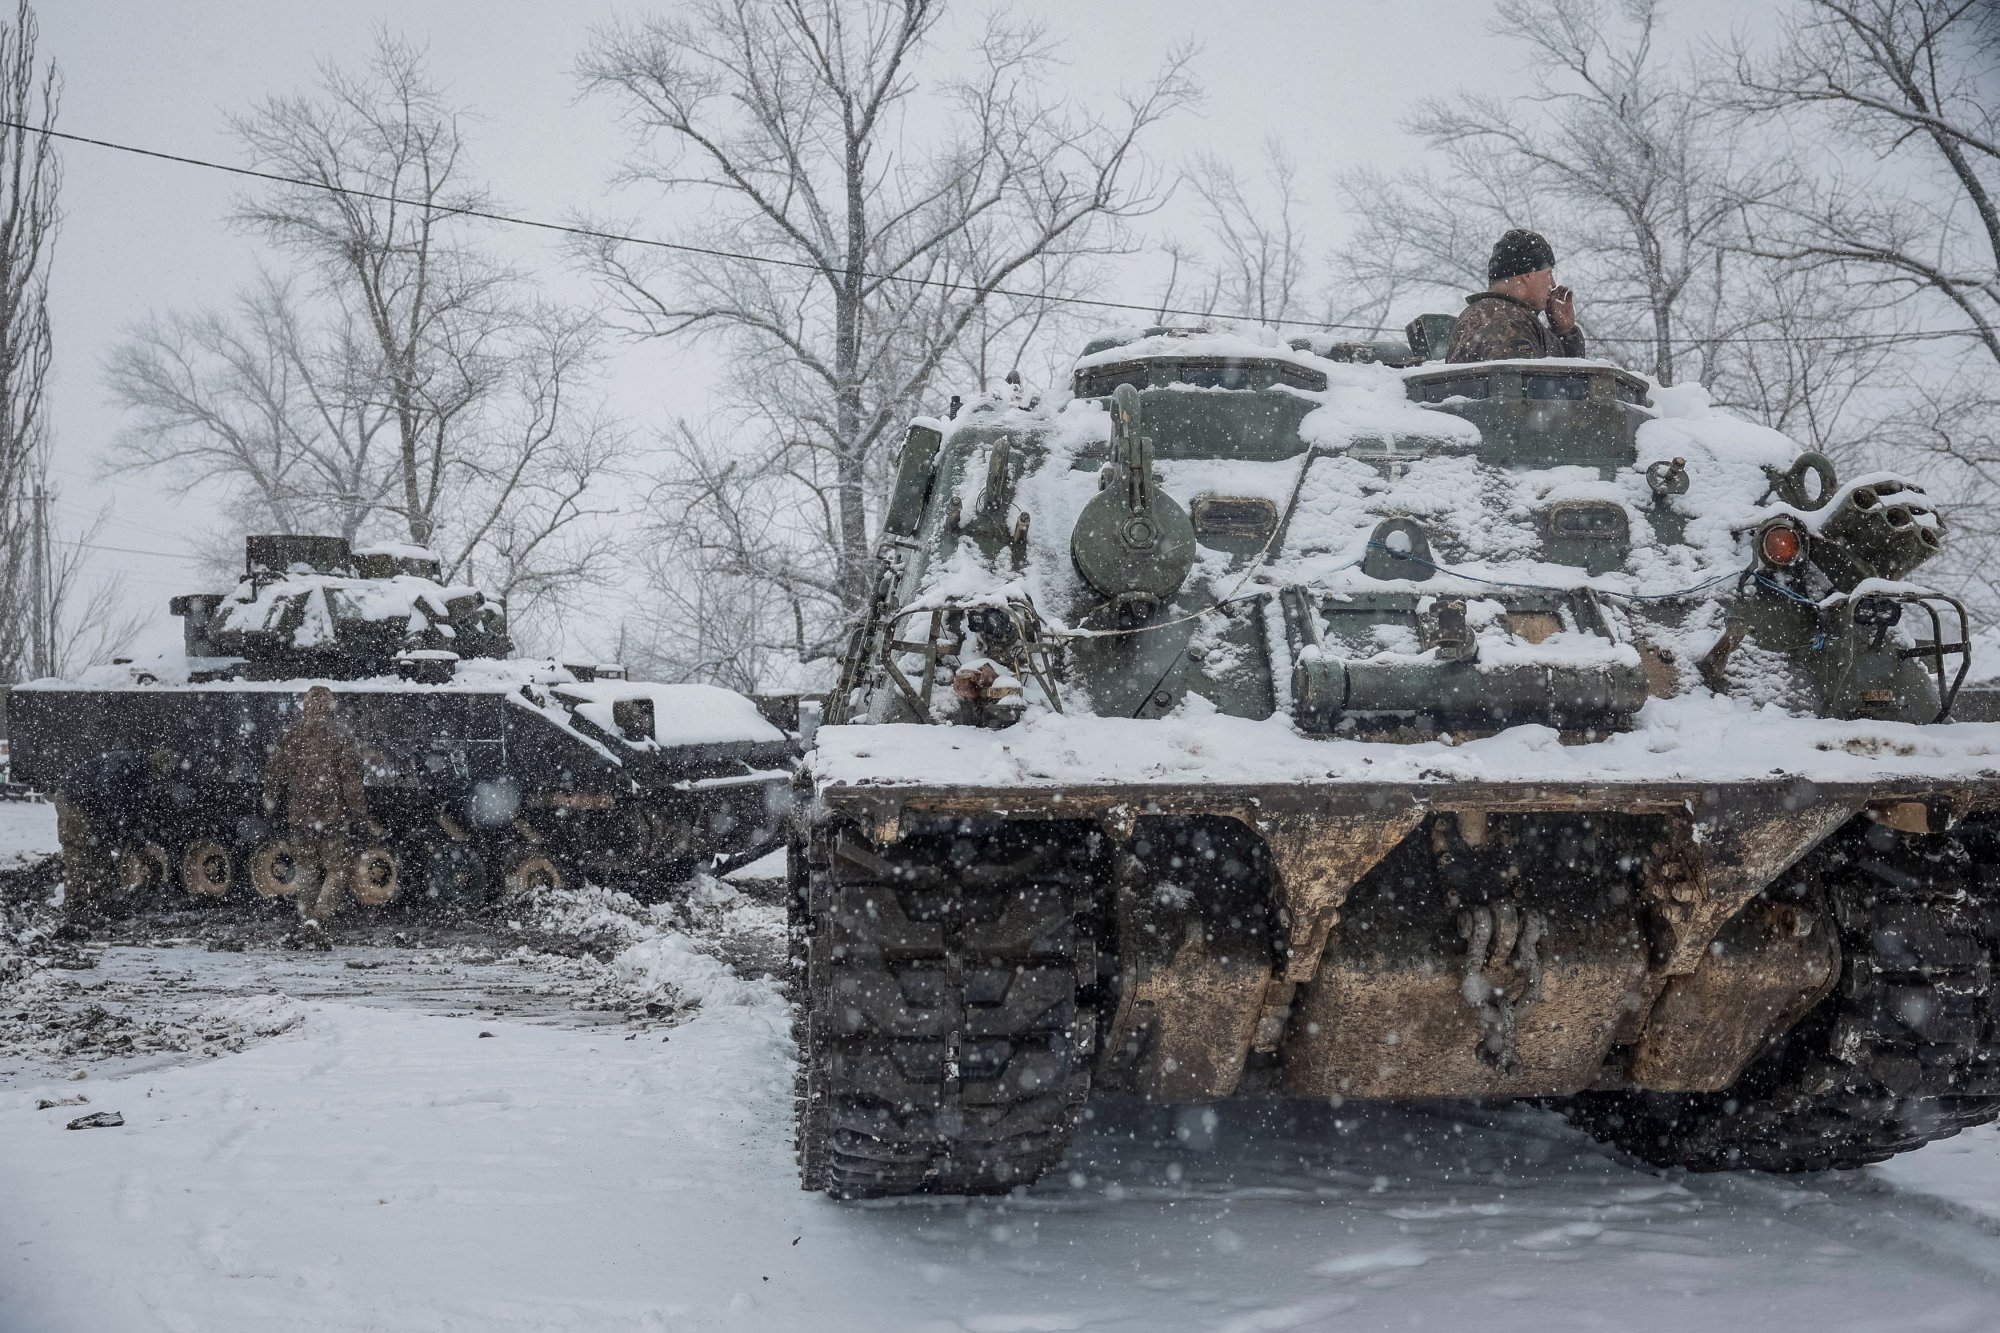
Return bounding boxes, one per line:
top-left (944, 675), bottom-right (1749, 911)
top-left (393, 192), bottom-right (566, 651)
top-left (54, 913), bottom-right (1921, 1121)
top-left (11, 536), bottom-right (794, 915)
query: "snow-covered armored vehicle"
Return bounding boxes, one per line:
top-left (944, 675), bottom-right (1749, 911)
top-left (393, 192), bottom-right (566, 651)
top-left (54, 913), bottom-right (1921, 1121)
top-left (793, 323), bottom-right (2000, 1198)
top-left (11, 535), bottom-right (793, 913)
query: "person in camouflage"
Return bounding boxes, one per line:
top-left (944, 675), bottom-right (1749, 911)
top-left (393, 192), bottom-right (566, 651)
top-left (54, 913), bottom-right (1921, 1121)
top-left (263, 686), bottom-right (371, 945)
top-left (1445, 229), bottom-right (1587, 363)
top-left (55, 748), bottom-right (172, 929)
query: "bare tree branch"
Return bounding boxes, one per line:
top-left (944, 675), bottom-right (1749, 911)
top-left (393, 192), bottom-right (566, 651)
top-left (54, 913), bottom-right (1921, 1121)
top-left (0, 0), bottom-right (59, 683)
top-left (577, 0), bottom-right (1194, 684)
top-left (107, 34), bottom-right (626, 645)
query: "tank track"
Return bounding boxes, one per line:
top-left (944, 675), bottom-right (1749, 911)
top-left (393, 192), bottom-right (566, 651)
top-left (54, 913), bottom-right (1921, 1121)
top-left (792, 821), bottom-right (1099, 1198)
top-left (1567, 817), bottom-right (2000, 1171)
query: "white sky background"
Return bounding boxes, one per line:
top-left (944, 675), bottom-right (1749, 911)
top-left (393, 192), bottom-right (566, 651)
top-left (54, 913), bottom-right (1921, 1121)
top-left (38, 0), bottom-right (1763, 658)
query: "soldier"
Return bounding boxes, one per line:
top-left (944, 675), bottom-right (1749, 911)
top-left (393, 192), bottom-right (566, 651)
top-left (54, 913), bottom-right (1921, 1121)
top-left (264, 686), bottom-right (371, 947)
top-left (1445, 229), bottom-right (1587, 363)
top-left (54, 748), bottom-right (170, 931)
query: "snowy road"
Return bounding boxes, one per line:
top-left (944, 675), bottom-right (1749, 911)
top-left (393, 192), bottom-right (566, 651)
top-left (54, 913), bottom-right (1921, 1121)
top-left (8, 916), bottom-right (2000, 1332)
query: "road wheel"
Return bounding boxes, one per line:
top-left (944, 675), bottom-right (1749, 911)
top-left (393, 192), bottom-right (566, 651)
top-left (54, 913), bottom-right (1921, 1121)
top-left (179, 838), bottom-right (234, 899)
top-left (110, 842), bottom-right (171, 910)
top-left (249, 840), bottom-right (303, 899)
top-left (416, 840), bottom-right (492, 912)
top-left (500, 844), bottom-right (572, 903)
top-left (1566, 816), bottom-right (2000, 1171)
top-left (351, 846), bottom-right (399, 907)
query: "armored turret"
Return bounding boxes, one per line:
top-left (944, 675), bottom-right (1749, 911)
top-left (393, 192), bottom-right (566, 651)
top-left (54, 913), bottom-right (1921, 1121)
top-left (170, 535), bottom-right (511, 682)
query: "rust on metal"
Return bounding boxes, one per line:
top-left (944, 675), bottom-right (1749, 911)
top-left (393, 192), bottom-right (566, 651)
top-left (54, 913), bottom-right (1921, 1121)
top-left (817, 775), bottom-right (1999, 826)
top-left (1237, 809), bottom-right (1424, 1052)
top-left (1631, 898), bottom-right (1839, 1091)
top-left (1281, 910), bottom-right (1648, 1099)
top-left (1095, 825), bottom-right (1273, 1101)
top-left (1098, 920), bottom-right (1268, 1101)
top-left (1643, 786), bottom-right (1860, 979)
top-left (1870, 800), bottom-right (1932, 834)
top-left (816, 774), bottom-right (1997, 1102)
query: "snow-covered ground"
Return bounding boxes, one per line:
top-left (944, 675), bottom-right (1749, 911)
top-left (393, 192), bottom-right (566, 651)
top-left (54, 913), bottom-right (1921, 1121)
top-left (8, 830), bottom-right (2000, 1332)
top-left (0, 799), bottom-right (56, 869)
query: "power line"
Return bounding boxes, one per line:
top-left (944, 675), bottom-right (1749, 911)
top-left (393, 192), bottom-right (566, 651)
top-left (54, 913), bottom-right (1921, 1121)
top-left (48, 534), bottom-right (205, 563)
top-left (46, 496), bottom-right (197, 545)
top-left (17, 118), bottom-right (1338, 332)
top-left (17, 117), bottom-right (1993, 350)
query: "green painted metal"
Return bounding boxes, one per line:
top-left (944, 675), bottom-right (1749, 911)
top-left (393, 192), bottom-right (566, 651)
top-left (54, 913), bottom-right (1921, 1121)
top-left (1068, 384), bottom-right (1197, 607)
top-left (837, 327), bottom-right (1968, 734)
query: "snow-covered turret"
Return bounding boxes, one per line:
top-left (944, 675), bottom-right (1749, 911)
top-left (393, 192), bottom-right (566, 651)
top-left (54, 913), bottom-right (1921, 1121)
top-left (170, 535), bottom-right (510, 682)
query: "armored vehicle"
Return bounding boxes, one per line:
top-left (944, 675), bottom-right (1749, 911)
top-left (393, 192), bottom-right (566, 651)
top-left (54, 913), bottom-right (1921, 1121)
top-left (792, 323), bottom-right (2000, 1198)
top-left (11, 535), bottom-right (794, 914)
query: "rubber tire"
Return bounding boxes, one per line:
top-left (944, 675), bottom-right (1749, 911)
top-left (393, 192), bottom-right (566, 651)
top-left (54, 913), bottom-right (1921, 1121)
top-left (1566, 819), bottom-right (2000, 1172)
top-left (179, 838), bottom-right (234, 900)
top-left (249, 840), bottom-right (303, 900)
top-left (109, 842), bottom-right (171, 912)
top-left (351, 846), bottom-right (399, 907)
top-left (794, 823), bottom-right (1098, 1199)
top-left (416, 839), bottom-right (493, 912)
top-left (500, 844), bottom-right (571, 903)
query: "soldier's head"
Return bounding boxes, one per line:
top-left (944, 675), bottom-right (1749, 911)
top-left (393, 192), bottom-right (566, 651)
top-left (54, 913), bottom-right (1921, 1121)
top-left (1487, 229), bottom-right (1557, 306)
top-left (303, 685), bottom-right (336, 721)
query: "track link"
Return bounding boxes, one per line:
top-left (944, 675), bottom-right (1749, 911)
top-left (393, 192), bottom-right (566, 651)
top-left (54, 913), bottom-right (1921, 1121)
top-left (1569, 817), bottom-right (2000, 1171)
top-left (794, 821), bottom-right (1099, 1198)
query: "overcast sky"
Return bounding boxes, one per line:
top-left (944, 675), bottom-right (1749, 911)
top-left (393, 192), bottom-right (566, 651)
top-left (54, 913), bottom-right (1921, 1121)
top-left (36, 0), bottom-right (1758, 654)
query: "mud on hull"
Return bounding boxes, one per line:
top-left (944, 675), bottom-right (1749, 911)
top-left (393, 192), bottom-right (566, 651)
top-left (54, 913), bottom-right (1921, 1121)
top-left (794, 772), bottom-right (2000, 1194)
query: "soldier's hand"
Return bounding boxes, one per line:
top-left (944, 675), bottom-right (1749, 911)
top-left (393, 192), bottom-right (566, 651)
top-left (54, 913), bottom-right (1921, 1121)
top-left (1547, 285), bottom-right (1577, 336)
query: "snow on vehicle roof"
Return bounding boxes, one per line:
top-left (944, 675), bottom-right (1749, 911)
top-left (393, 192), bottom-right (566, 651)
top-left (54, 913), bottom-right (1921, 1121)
top-left (1072, 325), bottom-right (1329, 372)
top-left (36, 653), bottom-right (572, 693)
top-left (214, 571), bottom-right (494, 643)
top-left (30, 655), bottom-right (781, 754)
top-left (930, 354), bottom-right (1837, 642)
top-left (554, 681), bottom-right (785, 749)
top-left (350, 541), bottom-right (442, 562)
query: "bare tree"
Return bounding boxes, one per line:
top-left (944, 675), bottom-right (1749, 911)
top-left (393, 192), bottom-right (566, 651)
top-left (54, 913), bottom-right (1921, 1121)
top-left (226, 34), bottom-right (511, 553)
top-left (0, 0), bottom-right (58, 683)
top-left (1324, 0), bottom-right (1909, 478)
top-left (1722, 0), bottom-right (2000, 605)
top-left (1728, 0), bottom-right (1999, 363)
top-left (108, 275), bottom-right (397, 544)
top-left (1342, 0), bottom-right (1789, 386)
top-left (577, 0), bottom-right (1194, 678)
top-left (1150, 142), bottom-right (1413, 338)
top-left (41, 510), bottom-right (144, 677)
top-left (108, 34), bottom-right (625, 633)
top-left (619, 427), bottom-right (813, 691)
top-left (1184, 142), bottom-right (1306, 326)
top-left (1695, 257), bottom-right (1903, 458)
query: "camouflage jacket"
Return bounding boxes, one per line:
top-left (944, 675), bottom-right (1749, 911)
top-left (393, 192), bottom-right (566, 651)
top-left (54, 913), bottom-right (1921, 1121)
top-left (1444, 292), bottom-right (1586, 362)
top-left (263, 717), bottom-right (369, 835)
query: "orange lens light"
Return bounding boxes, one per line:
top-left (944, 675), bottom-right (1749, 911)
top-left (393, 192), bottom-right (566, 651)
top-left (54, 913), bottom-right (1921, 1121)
top-left (1760, 524), bottom-right (1803, 566)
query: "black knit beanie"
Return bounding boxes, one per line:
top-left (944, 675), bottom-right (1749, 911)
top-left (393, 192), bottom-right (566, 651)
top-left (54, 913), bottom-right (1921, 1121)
top-left (1488, 228), bottom-right (1556, 281)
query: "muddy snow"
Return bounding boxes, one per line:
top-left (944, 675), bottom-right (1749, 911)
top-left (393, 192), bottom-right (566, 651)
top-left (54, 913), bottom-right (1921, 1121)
top-left (6, 825), bottom-right (2000, 1331)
